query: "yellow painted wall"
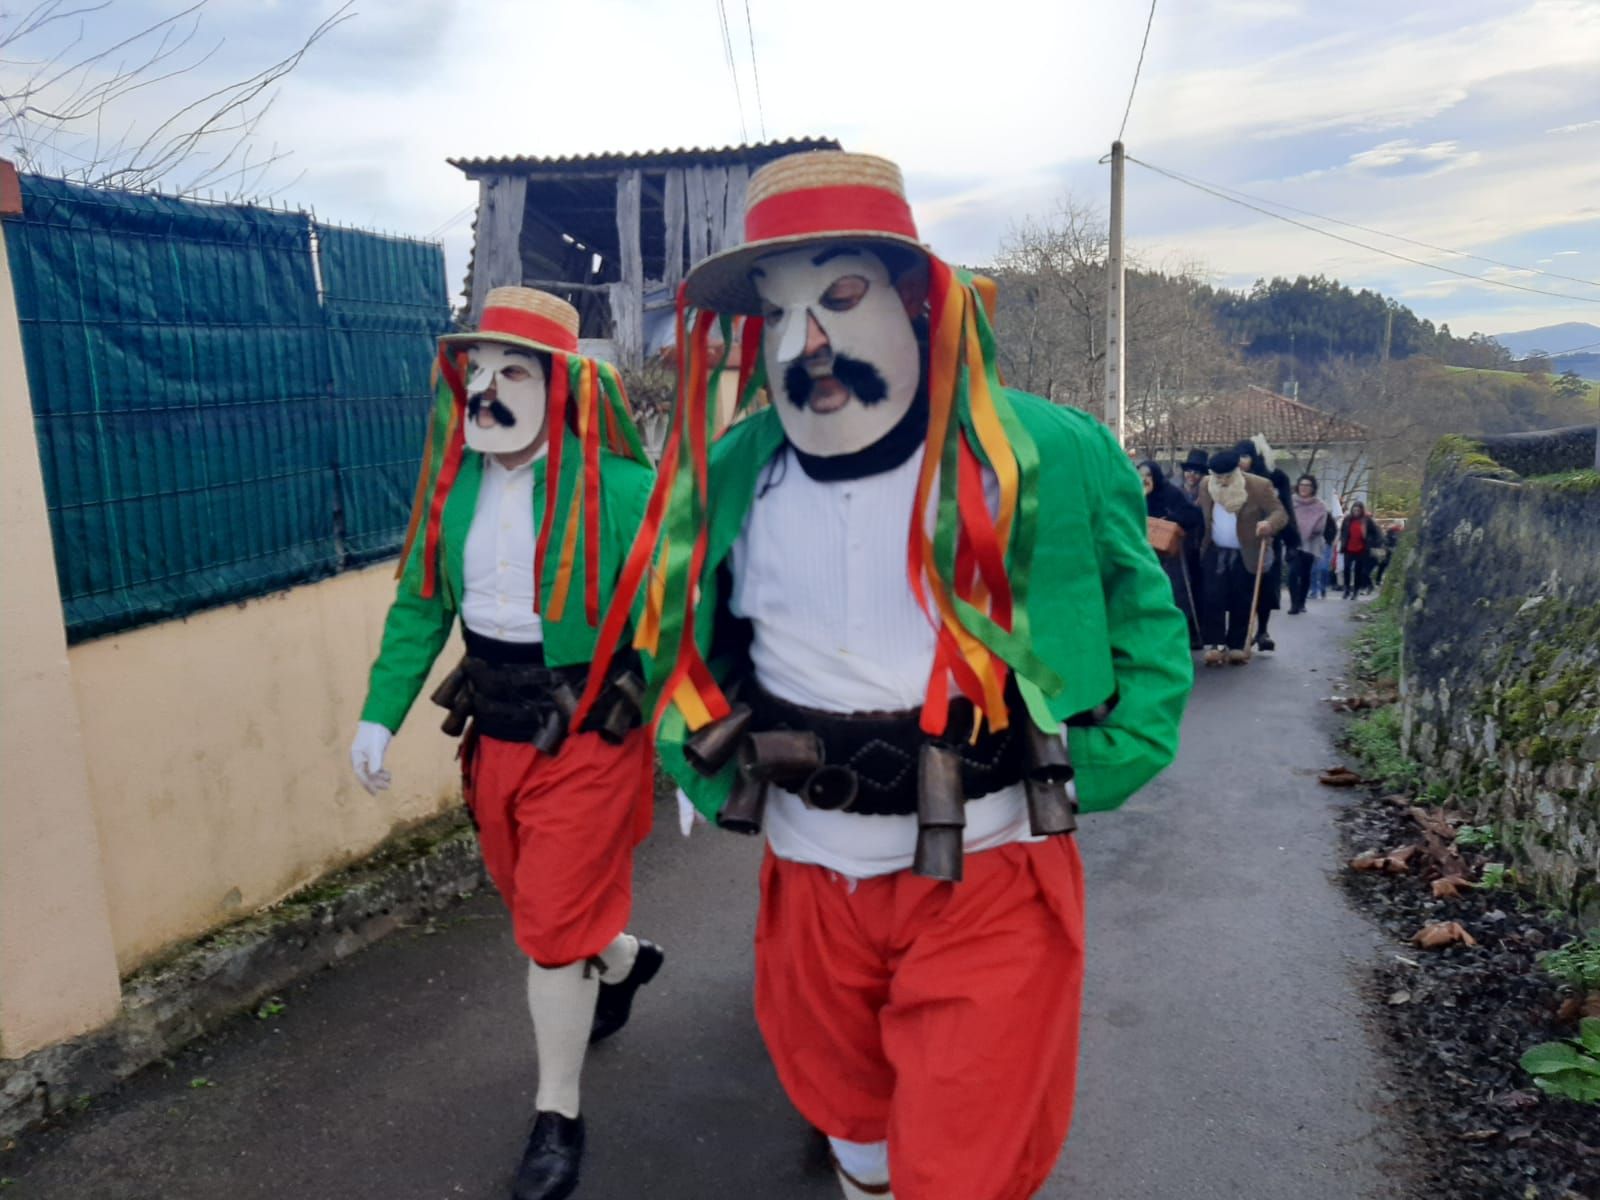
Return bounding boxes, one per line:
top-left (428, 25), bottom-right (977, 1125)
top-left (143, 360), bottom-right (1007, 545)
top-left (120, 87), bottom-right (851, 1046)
top-left (69, 566), bottom-right (465, 973)
top-left (0, 213), bottom-right (122, 1056)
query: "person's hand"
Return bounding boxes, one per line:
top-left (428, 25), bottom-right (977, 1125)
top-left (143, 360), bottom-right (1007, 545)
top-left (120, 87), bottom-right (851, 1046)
top-left (350, 721), bottom-right (393, 794)
top-left (1255, 520), bottom-right (1274, 538)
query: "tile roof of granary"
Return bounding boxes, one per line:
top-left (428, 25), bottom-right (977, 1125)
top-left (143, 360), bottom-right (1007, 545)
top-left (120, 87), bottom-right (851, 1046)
top-left (449, 137), bottom-right (841, 176)
top-left (1165, 385), bottom-right (1370, 448)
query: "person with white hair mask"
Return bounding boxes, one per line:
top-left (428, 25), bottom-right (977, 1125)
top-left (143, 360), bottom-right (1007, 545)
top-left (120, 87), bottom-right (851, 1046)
top-left (1198, 449), bottom-right (1290, 665)
top-left (1232, 436), bottom-right (1297, 652)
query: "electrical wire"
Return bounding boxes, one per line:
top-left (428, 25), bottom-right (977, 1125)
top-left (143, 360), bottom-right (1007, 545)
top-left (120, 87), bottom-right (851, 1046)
top-left (742, 0), bottom-right (768, 141)
top-left (1127, 154), bottom-right (1600, 306)
top-left (1133, 160), bottom-right (1600, 291)
top-left (1117, 0), bottom-right (1158, 143)
top-left (715, 0), bottom-right (749, 144)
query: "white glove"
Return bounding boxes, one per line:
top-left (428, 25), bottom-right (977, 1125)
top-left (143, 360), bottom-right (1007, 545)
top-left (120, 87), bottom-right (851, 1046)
top-left (677, 789), bottom-right (706, 838)
top-left (350, 721), bottom-right (393, 794)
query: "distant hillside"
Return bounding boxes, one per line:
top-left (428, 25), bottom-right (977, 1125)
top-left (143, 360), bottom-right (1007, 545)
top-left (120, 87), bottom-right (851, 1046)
top-left (1551, 351), bottom-right (1600, 382)
top-left (1492, 322), bottom-right (1600, 359)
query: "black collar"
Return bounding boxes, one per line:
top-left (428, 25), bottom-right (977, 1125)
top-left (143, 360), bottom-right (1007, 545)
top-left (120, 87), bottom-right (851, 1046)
top-left (789, 392), bottom-right (929, 482)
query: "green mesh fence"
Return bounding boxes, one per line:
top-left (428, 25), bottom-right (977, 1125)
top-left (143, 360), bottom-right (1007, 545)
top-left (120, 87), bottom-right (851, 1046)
top-left (318, 223), bottom-right (450, 565)
top-left (3, 175), bottom-right (449, 642)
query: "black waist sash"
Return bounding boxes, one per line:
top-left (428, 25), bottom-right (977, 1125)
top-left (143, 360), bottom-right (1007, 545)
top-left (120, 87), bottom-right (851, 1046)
top-left (743, 680), bottom-right (1026, 817)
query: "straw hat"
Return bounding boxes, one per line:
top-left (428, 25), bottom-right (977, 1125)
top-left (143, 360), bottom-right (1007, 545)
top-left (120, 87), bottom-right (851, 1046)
top-left (442, 286), bottom-right (580, 357)
top-left (685, 151), bottom-right (928, 315)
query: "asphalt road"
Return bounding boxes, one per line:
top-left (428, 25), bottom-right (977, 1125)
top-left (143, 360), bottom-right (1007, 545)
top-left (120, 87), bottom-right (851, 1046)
top-left (1, 596), bottom-right (1400, 1199)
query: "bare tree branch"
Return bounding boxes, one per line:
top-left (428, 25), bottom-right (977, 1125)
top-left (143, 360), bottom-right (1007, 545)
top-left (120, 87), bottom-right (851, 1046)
top-left (1, 0), bottom-right (353, 195)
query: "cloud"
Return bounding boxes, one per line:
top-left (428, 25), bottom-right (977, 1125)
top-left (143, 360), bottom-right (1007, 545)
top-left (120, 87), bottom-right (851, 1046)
top-left (1345, 140), bottom-right (1483, 174)
top-left (1288, 139), bottom-right (1484, 182)
top-left (1547, 118), bottom-right (1600, 134)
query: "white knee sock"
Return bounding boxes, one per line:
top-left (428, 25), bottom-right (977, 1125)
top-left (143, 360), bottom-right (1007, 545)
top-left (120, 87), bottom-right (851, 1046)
top-left (526, 960), bottom-right (599, 1118)
top-left (594, 932), bottom-right (639, 980)
top-left (831, 1137), bottom-right (891, 1197)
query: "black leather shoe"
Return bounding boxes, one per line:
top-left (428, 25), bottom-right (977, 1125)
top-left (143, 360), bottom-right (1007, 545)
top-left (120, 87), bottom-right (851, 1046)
top-left (1256, 635), bottom-right (1276, 652)
top-left (590, 939), bottom-right (664, 1044)
top-left (512, 1112), bottom-right (584, 1200)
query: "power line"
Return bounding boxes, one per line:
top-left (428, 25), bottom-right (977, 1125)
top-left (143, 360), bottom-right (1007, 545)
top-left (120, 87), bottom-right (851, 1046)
top-left (1127, 154), bottom-right (1600, 306)
top-left (715, 0), bottom-right (748, 144)
top-left (742, 0), bottom-right (768, 141)
top-left (1117, 0), bottom-right (1158, 143)
top-left (1136, 160), bottom-right (1600, 291)
top-left (426, 202), bottom-right (476, 240)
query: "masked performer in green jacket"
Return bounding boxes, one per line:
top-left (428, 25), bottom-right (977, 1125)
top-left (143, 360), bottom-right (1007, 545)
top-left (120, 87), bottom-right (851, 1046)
top-left (583, 153), bottom-right (1192, 1200)
top-left (349, 287), bottom-right (661, 1200)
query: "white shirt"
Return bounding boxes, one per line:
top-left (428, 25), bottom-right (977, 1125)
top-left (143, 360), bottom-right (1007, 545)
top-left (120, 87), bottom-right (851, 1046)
top-left (728, 449), bottom-right (1034, 878)
top-left (1212, 503), bottom-right (1241, 549)
top-left (462, 450), bottom-right (546, 643)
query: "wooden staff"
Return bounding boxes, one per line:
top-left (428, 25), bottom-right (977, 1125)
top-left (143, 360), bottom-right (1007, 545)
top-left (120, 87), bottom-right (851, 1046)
top-left (1243, 538), bottom-right (1270, 656)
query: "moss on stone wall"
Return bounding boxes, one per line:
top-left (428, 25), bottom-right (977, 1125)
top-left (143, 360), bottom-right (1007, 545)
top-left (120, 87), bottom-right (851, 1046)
top-left (1428, 434), bottom-right (1511, 477)
top-left (1527, 468), bottom-right (1600, 495)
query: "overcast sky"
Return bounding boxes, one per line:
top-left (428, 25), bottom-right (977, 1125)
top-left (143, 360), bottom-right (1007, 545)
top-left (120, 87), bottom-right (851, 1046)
top-left (15, 0), bottom-right (1600, 337)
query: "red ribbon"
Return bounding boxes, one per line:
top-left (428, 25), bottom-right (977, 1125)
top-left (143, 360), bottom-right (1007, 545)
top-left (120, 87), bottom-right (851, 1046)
top-left (745, 184), bottom-right (918, 244)
top-left (478, 304), bottom-right (578, 353)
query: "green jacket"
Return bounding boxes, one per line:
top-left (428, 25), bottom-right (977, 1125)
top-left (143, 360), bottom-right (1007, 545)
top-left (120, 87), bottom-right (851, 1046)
top-left (361, 448), bottom-right (655, 733)
top-left (660, 392), bottom-right (1193, 820)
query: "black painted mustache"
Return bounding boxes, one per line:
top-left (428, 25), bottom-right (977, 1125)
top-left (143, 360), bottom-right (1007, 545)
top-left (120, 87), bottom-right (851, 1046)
top-left (782, 353), bottom-right (890, 410)
top-left (467, 394), bottom-right (518, 427)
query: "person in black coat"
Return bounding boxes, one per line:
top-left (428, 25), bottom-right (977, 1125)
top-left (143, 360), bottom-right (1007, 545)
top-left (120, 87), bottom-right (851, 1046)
top-left (1140, 460), bottom-right (1204, 648)
top-left (1233, 437), bottom-right (1299, 651)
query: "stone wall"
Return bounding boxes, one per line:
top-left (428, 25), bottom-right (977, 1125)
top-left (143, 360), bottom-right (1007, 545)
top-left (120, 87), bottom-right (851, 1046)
top-left (1400, 426), bottom-right (1600, 922)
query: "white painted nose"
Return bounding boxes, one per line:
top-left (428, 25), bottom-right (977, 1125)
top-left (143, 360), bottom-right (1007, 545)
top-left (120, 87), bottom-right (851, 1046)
top-left (775, 307), bottom-right (813, 364)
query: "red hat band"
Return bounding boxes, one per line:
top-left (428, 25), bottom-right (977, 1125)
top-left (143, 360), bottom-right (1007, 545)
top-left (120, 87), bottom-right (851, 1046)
top-left (744, 184), bottom-right (919, 245)
top-left (477, 304), bottom-right (579, 354)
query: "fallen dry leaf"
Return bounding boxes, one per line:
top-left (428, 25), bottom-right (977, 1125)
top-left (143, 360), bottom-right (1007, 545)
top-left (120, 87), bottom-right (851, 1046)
top-left (1555, 993), bottom-right (1600, 1024)
top-left (1350, 845), bottom-right (1418, 874)
top-left (1420, 830), bottom-right (1470, 880)
top-left (1457, 1129), bottom-right (1498, 1142)
top-left (1387, 989), bottom-right (1412, 1006)
top-left (1432, 875), bottom-right (1473, 898)
top-left (1380, 793), bottom-right (1414, 807)
top-left (1320, 766), bottom-right (1364, 788)
top-left (1413, 920), bottom-right (1478, 949)
top-left (1408, 806), bottom-right (1459, 840)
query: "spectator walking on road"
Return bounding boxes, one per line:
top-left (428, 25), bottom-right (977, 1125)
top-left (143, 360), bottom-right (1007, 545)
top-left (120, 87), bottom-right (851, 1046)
top-left (1372, 523), bottom-right (1400, 589)
top-left (1287, 474), bottom-right (1335, 614)
top-left (1198, 449), bottom-right (1289, 666)
top-left (349, 289), bottom-right (662, 1200)
top-left (1178, 448), bottom-right (1210, 505)
top-left (1141, 460), bottom-right (1204, 648)
top-left (597, 151), bottom-right (1192, 1200)
top-left (1340, 501), bottom-right (1382, 598)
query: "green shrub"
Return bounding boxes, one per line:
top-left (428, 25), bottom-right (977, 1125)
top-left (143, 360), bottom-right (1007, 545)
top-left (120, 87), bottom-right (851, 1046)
top-left (1520, 1018), bottom-right (1600, 1103)
top-left (1344, 705), bottom-right (1421, 789)
top-left (1541, 937), bottom-right (1600, 992)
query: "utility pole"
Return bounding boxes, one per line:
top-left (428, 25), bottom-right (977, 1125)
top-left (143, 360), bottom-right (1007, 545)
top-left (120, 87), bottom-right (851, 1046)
top-left (1105, 140), bottom-right (1126, 446)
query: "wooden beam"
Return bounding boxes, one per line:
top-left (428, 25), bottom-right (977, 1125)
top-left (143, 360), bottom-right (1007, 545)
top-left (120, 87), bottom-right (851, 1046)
top-left (468, 174), bottom-right (529, 321)
top-left (684, 166), bottom-right (709, 264)
top-left (614, 169), bottom-right (645, 367)
top-left (662, 167), bottom-right (686, 287)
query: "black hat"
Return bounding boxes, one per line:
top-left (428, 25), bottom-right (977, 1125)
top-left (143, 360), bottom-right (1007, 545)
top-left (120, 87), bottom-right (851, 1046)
top-left (1208, 449), bottom-right (1239, 475)
top-left (1182, 449), bottom-right (1210, 472)
top-left (1232, 438), bottom-right (1258, 461)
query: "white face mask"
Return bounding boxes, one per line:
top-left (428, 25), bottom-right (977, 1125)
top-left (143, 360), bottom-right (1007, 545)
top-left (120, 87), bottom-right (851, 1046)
top-left (750, 245), bottom-right (920, 457)
top-left (462, 342), bottom-right (547, 455)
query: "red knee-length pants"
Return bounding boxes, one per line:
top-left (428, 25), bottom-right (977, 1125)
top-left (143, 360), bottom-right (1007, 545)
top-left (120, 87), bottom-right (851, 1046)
top-left (754, 838), bottom-right (1086, 1200)
top-left (463, 729), bottom-right (654, 967)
